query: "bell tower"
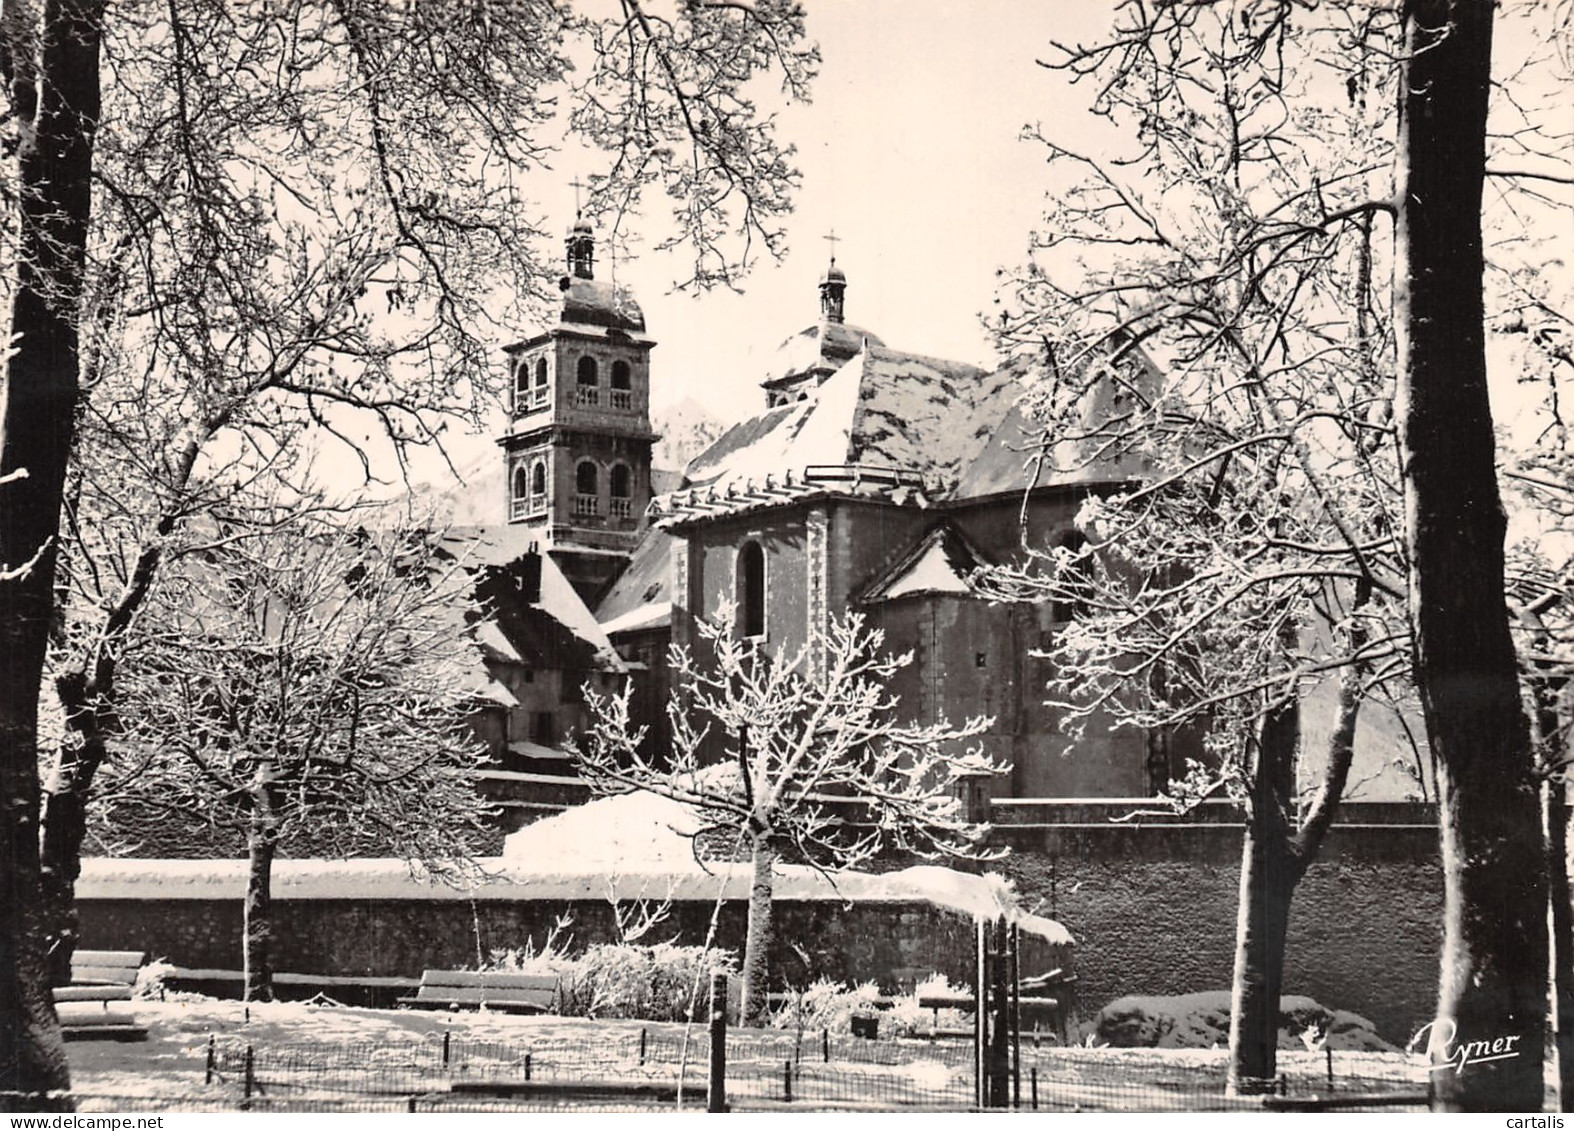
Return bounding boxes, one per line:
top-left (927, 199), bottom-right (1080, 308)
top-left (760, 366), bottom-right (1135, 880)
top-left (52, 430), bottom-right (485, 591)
top-left (498, 214), bottom-right (658, 605)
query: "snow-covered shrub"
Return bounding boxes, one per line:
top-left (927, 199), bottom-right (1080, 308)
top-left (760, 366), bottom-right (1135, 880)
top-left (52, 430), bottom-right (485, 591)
top-left (484, 913), bottom-right (577, 975)
top-left (559, 942), bottom-right (734, 1022)
top-left (770, 974), bottom-right (973, 1038)
top-left (133, 958), bottom-right (179, 1001)
top-left (883, 974), bottom-right (971, 1038)
top-left (1092, 991), bottom-right (1397, 1052)
top-left (768, 978), bottom-right (883, 1035)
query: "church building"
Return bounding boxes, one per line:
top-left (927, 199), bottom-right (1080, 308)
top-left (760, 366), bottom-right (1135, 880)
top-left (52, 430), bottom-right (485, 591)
top-left (482, 215), bottom-right (1426, 809)
top-left (494, 218), bottom-right (1178, 802)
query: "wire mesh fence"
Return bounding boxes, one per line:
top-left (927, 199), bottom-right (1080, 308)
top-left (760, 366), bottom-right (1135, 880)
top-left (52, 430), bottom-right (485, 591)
top-left (65, 1028), bottom-right (1436, 1113)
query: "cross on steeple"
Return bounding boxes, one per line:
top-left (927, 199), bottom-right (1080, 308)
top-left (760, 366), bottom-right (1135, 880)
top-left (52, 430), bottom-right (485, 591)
top-left (570, 176), bottom-right (589, 216)
top-left (823, 227), bottom-right (840, 263)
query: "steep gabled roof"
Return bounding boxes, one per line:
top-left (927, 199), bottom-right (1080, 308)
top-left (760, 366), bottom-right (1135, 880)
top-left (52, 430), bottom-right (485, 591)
top-left (955, 341), bottom-right (1161, 499)
top-left (653, 344), bottom-right (1014, 525)
top-left (595, 526), bottom-right (675, 635)
top-left (860, 523), bottom-right (997, 603)
top-left (441, 527), bottom-right (625, 674)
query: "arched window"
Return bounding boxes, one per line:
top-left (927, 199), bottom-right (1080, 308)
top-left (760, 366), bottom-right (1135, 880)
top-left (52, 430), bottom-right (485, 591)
top-left (509, 463), bottom-right (530, 520)
top-left (513, 359), bottom-right (529, 402)
top-left (609, 464), bottom-right (632, 518)
top-left (609, 360), bottom-right (632, 408)
top-left (530, 357), bottom-right (548, 407)
top-left (530, 461), bottom-right (546, 497)
top-left (574, 460), bottom-right (599, 516)
top-left (737, 541), bottom-right (766, 638)
top-left (576, 355), bottom-right (600, 406)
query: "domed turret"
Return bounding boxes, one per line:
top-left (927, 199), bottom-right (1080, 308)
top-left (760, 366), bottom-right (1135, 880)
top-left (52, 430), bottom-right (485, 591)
top-left (566, 214), bottom-right (595, 280)
top-left (819, 256), bottom-right (847, 323)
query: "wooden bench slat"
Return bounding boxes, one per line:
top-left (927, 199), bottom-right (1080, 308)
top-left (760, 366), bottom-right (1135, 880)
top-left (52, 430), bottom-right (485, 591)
top-left (74, 966), bottom-right (140, 984)
top-left (53, 985), bottom-right (133, 1003)
top-left (397, 969), bottom-right (560, 1013)
top-left (413, 987), bottom-right (554, 1005)
top-left (399, 996), bottom-right (552, 1014)
top-left (73, 950), bottom-right (146, 967)
top-left (419, 971), bottom-right (559, 991)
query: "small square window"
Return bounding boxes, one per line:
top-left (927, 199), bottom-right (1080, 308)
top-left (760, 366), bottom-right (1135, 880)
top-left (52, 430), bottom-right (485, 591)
top-left (975, 652), bottom-right (987, 668)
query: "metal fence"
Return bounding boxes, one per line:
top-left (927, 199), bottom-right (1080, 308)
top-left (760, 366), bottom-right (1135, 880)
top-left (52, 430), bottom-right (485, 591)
top-left (40, 1028), bottom-right (1434, 1113)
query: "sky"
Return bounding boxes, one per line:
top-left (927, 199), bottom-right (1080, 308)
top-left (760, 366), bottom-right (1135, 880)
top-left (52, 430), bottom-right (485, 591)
top-left (416, 1), bottom-right (1114, 489)
top-left (408, 0), bottom-right (1569, 498)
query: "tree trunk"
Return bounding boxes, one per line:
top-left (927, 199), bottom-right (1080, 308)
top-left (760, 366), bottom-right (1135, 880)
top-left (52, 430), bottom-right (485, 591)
top-left (740, 837), bottom-right (775, 1027)
top-left (0, 0), bottom-right (105, 1110)
top-left (1227, 702), bottom-right (1299, 1095)
top-left (243, 793), bottom-right (279, 1003)
top-left (38, 767), bottom-right (92, 990)
top-left (1547, 778), bottom-right (1574, 1112)
top-left (1394, 0), bottom-right (1546, 1111)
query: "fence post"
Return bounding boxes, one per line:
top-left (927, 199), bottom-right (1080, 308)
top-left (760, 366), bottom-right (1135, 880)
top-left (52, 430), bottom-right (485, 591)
top-left (974, 916), bottom-right (986, 1108)
top-left (821, 1028), bottom-right (829, 1064)
top-left (1325, 1044), bottom-right (1334, 1088)
top-left (988, 917), bottom-right (1011, 1108)
top-left (243, 1044), bottom-right (255, 1103)
top-left (442, 1029), bottom-right (451, 1068)
top-left (1010, 922), bottom-right (1021, 1110)
top-left (640, 1027), bottom-right (648, 1066)
top-left (524, 1053), bottom-right (532, 1082)
top-left (1031, 1066), bottom-right (1038, 1111)
top-left (204, 1034), bottom-right (215, 1085)
top-left (708, 972), bottom-right (728, 1113)
top-left (783, 1060), bottom-right (793, 1104)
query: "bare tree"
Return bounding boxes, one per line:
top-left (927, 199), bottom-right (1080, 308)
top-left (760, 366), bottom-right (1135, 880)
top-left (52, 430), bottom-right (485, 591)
top-left (0, 0), bottom-right (815, 1103)
top-left (982, 2), bottom-right (1408, 1092)
top-left (574, 607), bottom-right (1003, 1025)
top-left (988, 0), bottom-right (1571, 1104)
top-left (92, 515), bottom-right (493, 1001)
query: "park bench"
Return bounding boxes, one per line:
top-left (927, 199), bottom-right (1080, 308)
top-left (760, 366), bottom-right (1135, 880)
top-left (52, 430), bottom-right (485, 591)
top-left (167, 967), bottom-right (420, 1008)
top-left (52, 949), bottom-right (148, 1042)
top-left (398, 970), bottom-right (560, 1014)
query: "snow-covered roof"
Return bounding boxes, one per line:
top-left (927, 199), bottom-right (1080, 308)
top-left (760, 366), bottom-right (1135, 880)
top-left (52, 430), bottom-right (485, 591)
top-left (955, 342), bottom-right (1161, 499)
top-left (438, 527), bottom-right (625, 675)
top-left (759, 319), bottom-right (885, 391)
top-left (653, 344), bottom-right (1017, 526)
top-left (536, 547), bottom-right (623, 671)
top-left (862, 524), bottom-right (995, 603)
top-left (504, 741), bottom-right (572, 762)
top-left (594, 527), bottom-right (674, 629)
top-left (600, 600), bottom-right (672, 637)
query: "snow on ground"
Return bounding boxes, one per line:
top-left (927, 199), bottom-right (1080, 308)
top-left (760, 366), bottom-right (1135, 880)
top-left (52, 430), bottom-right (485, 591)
top-left (78, 790), bottom-right (1071, 946)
